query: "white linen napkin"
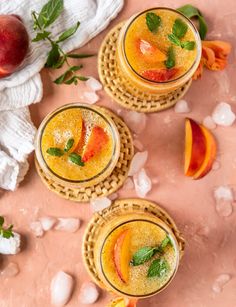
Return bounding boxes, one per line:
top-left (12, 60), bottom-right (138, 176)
top-left (0, 0), bottom-right (124, 191)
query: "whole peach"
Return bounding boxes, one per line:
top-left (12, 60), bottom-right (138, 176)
top-left (0, 15), bottom-right (29, 78)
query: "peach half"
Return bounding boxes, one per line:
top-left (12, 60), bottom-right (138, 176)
top-left (113, 229), bottom-right (131, 283)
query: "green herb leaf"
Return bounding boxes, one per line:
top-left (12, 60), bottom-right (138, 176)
top-left (173, 18), bottom-right (188, 39)
top-left (57, 21), bottom-right (80, 43)
top-left (146, 12), bottom-right (161, 33)
top-left (54, 65), bottom-right (83, 84)
top-left (64, 138), bottom-right (74, 152)
top-left (177, 4), bottom-right (208, 40)
top-left (168, 34), bottom-right (181, 47)
top-left (32, 31), bottom-right (51, 42)
top-left (147, 258), bottom-right (169, 278)
top-left (0, 219), bottom-right (14, 239)
top-left (68, 153), bottom-right (85, 166)
top-left (165, 46), bottom-right (175, 69)
top-left (131, 247), bottom-right (157, 266)
top-left (0, 216), bottom-right (4, 227)
top-left (67, 53), bottom-right (95, 59)
top-left (38, 0), bottom-right (63, 28)
top-left (46, 147), bottom-right (64, 156)
top-left (45, 43), bottom-right (60, 68)
top-left (181, 41), bottom-right (195, 50)
top-left (159, 236), bottom-right (171, 251)
top-left (52, 55), bottom-right (66, 69)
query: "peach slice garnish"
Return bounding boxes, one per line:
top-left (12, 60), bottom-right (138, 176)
top-left (113, 229), bottom-right (131, 283)
top-left (192, 124), bottom-right (217, 179)
top-left (185, 118), bottom-right (206, 176)
top-left (108, 297), bottom-right (138, 307)
top-left (137, 39), bottom-right (167, 62)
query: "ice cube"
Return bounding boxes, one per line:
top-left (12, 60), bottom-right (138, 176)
top-left (212, 102), bottom-right (236, 126)
top-left (133, 168), bottom-right (152, 198)
top-left (120, 110), bottom-right (146, 134)
top-left (39, 216), bottom-right (57, 231)
top-left (1, 262), bottom-right (19, 277)
top-left (83, 92), bottom-right (99, 104)
top-left (213, 186), bottom-right (234, 217)
top-left (85, 77), bottom-right (102, 91)
top-left (174, 99), bottom-right (190, 113)
top-left (0, 232), bottom-right (21, 255)
top-left (212, 274), bottom-right (231, 293)
top-left (30, 221), bottom-right (44, 237)
top-left (90, 197), bottom-right (111, 212)
top-left (122, 177), bottom-right (134, 190)
top-left (51, 271), bottom-right (74, 306)
top-left (54, 218), bottom-right (80, 233)
top-left (202, 116), bottom-right (217, 130)
top-left (78, 281), bottom-right (99, 304)
top-left (133, 139), bottom-right (144, 151)
top-left (128, 151), bottom-right (148, 176)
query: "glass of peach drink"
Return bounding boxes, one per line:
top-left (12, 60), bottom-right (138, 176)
top-left (117, 7), bottom-right (202, 94)
top-left (92, 212), bottom-right (180, 298)
top-left (35, 103), bottom-right (120, 188)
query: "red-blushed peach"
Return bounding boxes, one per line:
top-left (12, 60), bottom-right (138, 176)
top-left (0, 15), bottom-right (29, 78)
top-left (184, 118), bottom-right (206, 176)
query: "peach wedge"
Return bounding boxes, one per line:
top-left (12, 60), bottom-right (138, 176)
top-left (109, 297), bottom-right (137, 307)
top-left (185, 118), bottom-right (206, 176)
top-left (113, 229), bottom-right (131, 283)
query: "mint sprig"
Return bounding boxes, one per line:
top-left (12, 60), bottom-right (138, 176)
top-left (32, 0), bottom-right (93, 85)
top-left (146, 12), bottom-right (161, 33)
top-left (0, 216), bottom-right (14, 239)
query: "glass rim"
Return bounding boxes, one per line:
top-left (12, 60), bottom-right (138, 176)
top-left (99, 218), bottom-right (180, 298)
top-left (122, 7), bottom-right (202, 85)
top-left (36, 103), bottom-right (120, 184)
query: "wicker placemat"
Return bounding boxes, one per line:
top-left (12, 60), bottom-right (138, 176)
top-left (35, 108), bottom-right (134, 202)
top-left (98, 22), bottom-right (192, 113)
top-left (82, 198), bottom-right (185, 287)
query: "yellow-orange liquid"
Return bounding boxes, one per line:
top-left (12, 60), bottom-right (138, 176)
top-left (101, 220), bottom-right (176, 296)
top-left (41, 107), bottom-right (114, 181)
top-left (124, 9), bottom-right (197, 81)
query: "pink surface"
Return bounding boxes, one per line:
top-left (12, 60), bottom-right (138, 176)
top-left (1, 0), bottom-right (236, 306)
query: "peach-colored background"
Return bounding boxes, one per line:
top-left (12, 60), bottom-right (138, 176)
top-left (1, 0), bottom-right (236, 306)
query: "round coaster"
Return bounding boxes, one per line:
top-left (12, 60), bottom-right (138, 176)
top-left (98, 22), bottom-right (192, 113)
top-left (82, 198), bottom-right (185, 287)
top-left (35, 108), bottom-right (134, 202)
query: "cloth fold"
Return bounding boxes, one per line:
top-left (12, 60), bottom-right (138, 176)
top-left (0, 0), bottom-right (124, 191)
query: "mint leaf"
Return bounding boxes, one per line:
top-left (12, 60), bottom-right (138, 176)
top-left (131, 246), bottom-right (157, 266)
top-left (146, 12), bottom-right (161, 33)
top-left (67, 53), bottom-right (95, 59)
top-left (32, 31), bottom-right (50, 42)
top-left (0, 216), bottom-right (4, 227)
top-left (46, 147), bottom-right (64, 156)
top-left (181, 41), bottom-right (195, 50)
top-left (198, 15), bottom-right (208, 40)
top-left (38, 0), bottom-right (63, 28)
top-left (64, 138), bottom-right (74, 152)
top-left (57, 21), bottom-right (80, 43)
top-left (165, 46), bottom-right (175, 69)
top-left (168, 34), bottom-right (181, 47)
top-left (159, 236), bottom-right (171, 251)
top-left (0, 219), bottom-right (14, 239)
top-left (68, 153), bottom-right (84, 166)
top-left (54, 65), bottom-right (83, 84)
top-left (45, 43), bottom-right (60, 68)
top-left (147, 258), bottom-right (169, 278)
top-left (173, 18), bottom-right (188, 39)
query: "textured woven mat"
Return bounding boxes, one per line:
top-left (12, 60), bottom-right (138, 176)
top-left (82, 198), bottom-right (185, 286)
top-left (35, 108), bottom-right (134, 202)
top-left (98, 22), bottom-right (192, 113)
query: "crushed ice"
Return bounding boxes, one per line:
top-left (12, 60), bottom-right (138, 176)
top-left (213, 186), bottom-right (234, 217)
top-left (85, 77), bottom-right (102, 92)
top-left (133, 168), bottom-right (152, 198)
top-left (128, 151), bottom-right (148, 176)
top-left (90, 197), bottom-right (111, 212)
top-left (212, 102), bottom-right (236, 126)
top-left (30, 221), bottom-right (44, 237)
top-left (54, 218), bottom-right (80, 233)
top-left (174, 99), bottom-right (190, 114)
top-left (51, 271), bottom-right (74, 306)
top-left (78, 281), bottom-right (99, 304)
top-left (203, 116), bottom-right (217, 130)
top-left (83, 92), bottom-right (99, 104)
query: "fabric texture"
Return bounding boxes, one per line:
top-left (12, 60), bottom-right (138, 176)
top-left (0, 0), bottom-right (124, 190)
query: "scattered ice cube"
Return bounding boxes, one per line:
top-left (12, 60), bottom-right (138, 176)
top-left (30, 221), bottom-right (44, 237)
top-left (122, 177), bottom-right (134, 190)
top-left (90, 197), bottom-right (111, 212)
top-left (133, 139), bottom-right (144, 151)
top-left (133, 168), bottom-right (152, 198)
top-left (120, 110), bottom-right (146, 134)
top-left (128, 151), bottom-right (148, 176)
top-left (212, 102), bottom-right (236, 126)
top-left (109, 193), bottom-right (118, 201)
top-left (51, 271), bottom-right (74, 306)
top-left (203, 116), bottom-right (217, 130)
top-left (83, 92), bottom-right (99, 104)
top-left (78, 281), bottom-right (99, 304)
top-left (174, 99), bottom-right (190, 113)
top-left (212, 274), bottom-right (231, 293)
top-left (54, 218), bottom-right (80, 233)
top-left (0, 262), bottom-right (19, 277)
top-left (39, 216), bottom-right (57, 231)
top-left (85, 77), bottom-right (102, 91)
top-left (212, 161), bottom-right (221, 171)
top-left (0, 232), bottom-right (21, 255)
top-left (213, 186), bottom-right (234, 217)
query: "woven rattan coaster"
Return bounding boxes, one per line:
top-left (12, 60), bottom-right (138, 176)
top-left (98, 22), bottom-right (192, 113)
top-left (82, 198), bottom-right (185, 286)
top-left (35, 108), bottom-right (134, 202)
